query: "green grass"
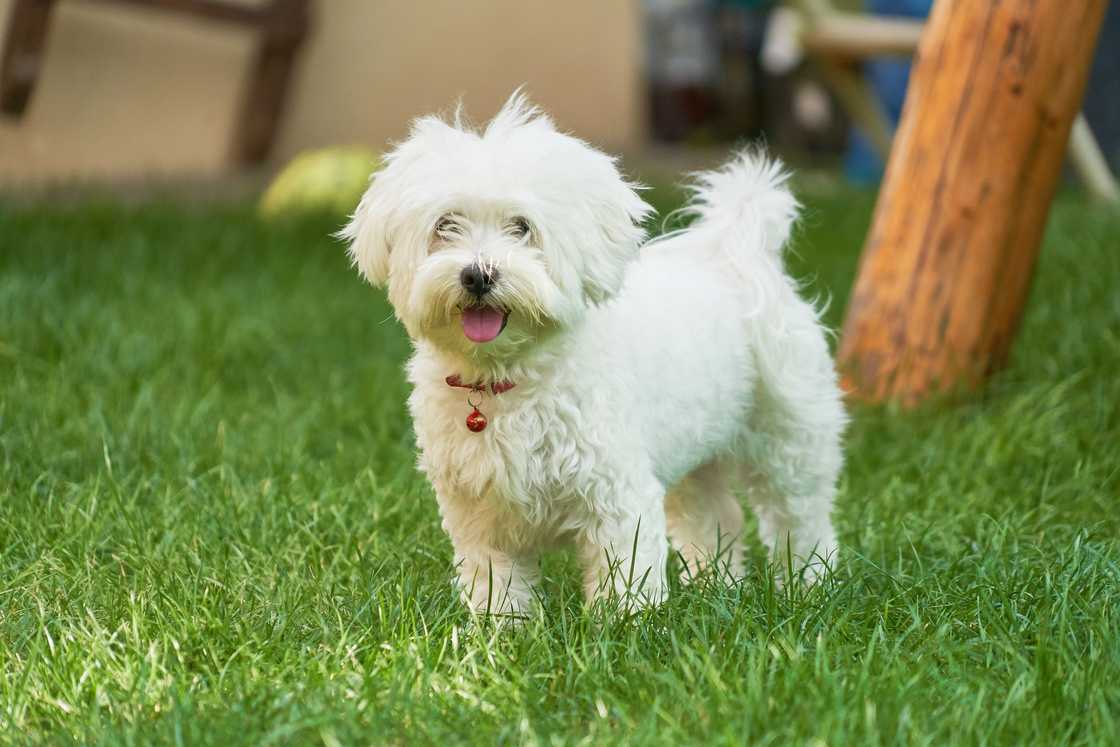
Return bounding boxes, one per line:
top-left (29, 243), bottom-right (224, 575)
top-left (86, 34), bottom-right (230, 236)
top-left (1, 185), bottom-right (1118, 746)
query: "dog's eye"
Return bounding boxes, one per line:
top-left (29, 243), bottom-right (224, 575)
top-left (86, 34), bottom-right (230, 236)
top-left (507, 217), bottom-right (532, 241)
top-left (434, 215), bottom-right (462, 239)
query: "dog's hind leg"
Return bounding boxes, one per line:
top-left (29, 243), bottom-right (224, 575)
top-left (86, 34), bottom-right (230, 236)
top-left (665, 458), bottom-right (746, 582)
top-left (742, 332), bottom-right (845, 585)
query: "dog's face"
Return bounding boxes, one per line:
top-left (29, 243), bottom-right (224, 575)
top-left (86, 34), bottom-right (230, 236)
top-left (341, 96), bottom-right (651, 363)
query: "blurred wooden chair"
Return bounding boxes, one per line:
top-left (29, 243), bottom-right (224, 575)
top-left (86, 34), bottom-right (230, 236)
top-left (0, 0), bottom-right (311, 164)
top-left (784, 0), bottom-right (1119, 203)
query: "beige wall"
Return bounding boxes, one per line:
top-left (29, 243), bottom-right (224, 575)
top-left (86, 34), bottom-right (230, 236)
top-left (0, 0), bottom-right (644, 185)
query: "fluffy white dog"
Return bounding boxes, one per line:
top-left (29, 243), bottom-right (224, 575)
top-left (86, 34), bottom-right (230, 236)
top-left (342, 94), bottom-right (846, 617)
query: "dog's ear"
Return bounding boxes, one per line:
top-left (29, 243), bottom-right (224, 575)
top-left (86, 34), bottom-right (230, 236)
top-left (339, 170), bottom-right (394, 286)
top-left (579, 175), bottom-right (652, 305)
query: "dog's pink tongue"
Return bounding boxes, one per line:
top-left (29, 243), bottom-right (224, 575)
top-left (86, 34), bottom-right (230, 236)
top-left (462, 307), bottom-right (505, 342)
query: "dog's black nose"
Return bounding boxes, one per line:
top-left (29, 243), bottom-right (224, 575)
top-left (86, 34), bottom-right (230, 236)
top-left (460, 265), bottom-right (499, 297)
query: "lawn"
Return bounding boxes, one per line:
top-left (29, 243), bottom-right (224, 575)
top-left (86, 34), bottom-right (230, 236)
top-left (1, 183), bottom-right (1118, 746)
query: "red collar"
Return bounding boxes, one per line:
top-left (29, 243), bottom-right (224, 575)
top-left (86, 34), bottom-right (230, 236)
top-left (445, 374), bottom-right (517, 395)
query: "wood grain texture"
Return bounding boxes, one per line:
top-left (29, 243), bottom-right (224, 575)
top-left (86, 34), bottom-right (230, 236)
top-left (837, 0), bottom-right (1108, 405)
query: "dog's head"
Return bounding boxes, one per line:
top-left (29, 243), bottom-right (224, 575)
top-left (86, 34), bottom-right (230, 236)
top-left (340, 93), bottom-right (651, 363)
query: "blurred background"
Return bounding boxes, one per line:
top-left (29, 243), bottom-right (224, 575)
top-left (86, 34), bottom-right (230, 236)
top-left (1, 0), bottom-right (1116, 193)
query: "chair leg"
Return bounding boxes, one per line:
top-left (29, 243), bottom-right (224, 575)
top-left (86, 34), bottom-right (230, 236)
top-left (1, 0), bottom-right (57, 115)
top-left (1068, 112), bottom-right (1120, 204)
top-left (230, 0), bottom-right (310, 164)
top-left (815, 59), bottom-right (895, 161)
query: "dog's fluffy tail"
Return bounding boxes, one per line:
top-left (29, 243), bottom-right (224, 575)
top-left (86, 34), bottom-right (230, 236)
top-left (682, 149), bottom-right (799, 260)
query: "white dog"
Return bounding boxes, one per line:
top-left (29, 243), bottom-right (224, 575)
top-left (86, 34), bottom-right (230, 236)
top-left (342, 94), bottom-right (846, 617)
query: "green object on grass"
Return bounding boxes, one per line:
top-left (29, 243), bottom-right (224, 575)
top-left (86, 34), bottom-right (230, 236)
top-left (259, 146), bottom-right (380, 218)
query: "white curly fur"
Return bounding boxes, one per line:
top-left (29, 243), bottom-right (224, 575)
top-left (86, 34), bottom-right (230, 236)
top-left (342, 94), bottom-right (847, 617)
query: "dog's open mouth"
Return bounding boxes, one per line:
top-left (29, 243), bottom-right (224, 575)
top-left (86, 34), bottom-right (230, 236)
top-left (461, 306), bottom-right (508, 343)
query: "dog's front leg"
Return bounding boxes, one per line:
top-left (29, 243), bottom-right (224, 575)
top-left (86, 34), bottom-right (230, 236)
top-left (578, 483), bottom-right (669, 609)
top-left (439, 497), bottom-right (538, 620)
top-left (451, 536), bottom-right (538, 620)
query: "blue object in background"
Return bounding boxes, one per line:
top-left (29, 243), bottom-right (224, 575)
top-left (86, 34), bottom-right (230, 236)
top-left (844, 0), bottom-right (933, 184)
top-left (1084, 2), bottom-right (1120, 173)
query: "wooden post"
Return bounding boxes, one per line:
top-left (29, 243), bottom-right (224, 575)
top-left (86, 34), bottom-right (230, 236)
top-left (836, 0), bottom-right (1109, 406)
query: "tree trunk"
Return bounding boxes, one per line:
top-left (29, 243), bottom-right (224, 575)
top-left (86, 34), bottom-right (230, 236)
top-left (836, 0), bottom-right (1108, 406)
